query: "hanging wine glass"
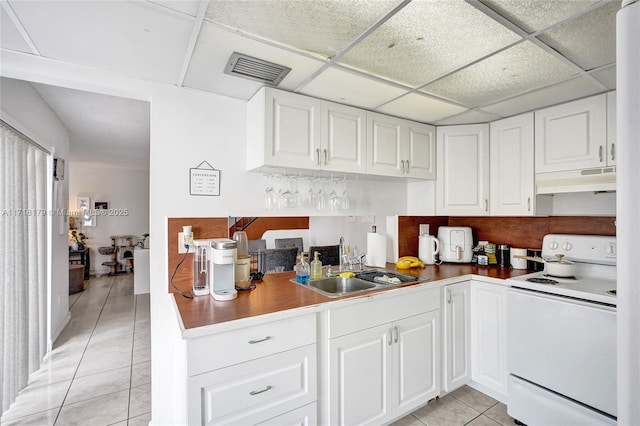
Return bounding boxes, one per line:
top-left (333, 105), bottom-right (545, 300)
top-left (340, 175), bottom-right (350, 210)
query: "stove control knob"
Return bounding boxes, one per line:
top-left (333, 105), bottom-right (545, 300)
top-left (549, 241), bottom-right (559, 250)
top-left (562, 241), bottom-right (572, 251)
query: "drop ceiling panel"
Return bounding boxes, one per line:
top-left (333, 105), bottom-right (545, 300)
top-left (481, 75), bottom-right (605, 117)
top-left (480, 0), bottom-right (599, 33)
top-left (375, 92), bottom-right (467, 123)
top-left (421, 41), bottom-right (578, 107)
top-left (0, 6), bottom-right (32, 53)
top-left (183, 24), bottom-right (325, 100)
top-left (433, 109), bottom-right (502, 126)
top-left (8, 1), bottom-right (194, 83)
top-left (536, 1), bottom-right (620, 71)
top-left (148, 0), bottom-right (201, 17)
top-left (204, 0), bottom-right (400, 59)
top-left (590, 66), bottom-right (616, 90)
top-left (338, 0), bottom-right (521, 87)
top-left (300, 67), bottom-right (407, 109)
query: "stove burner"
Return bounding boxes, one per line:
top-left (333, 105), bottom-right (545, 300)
top-left (544, 274), bottom-right (577, 280)
top-left (526, 277), bottom-right (559, 285)
top-left (606, 290), bottom-right (617, 296)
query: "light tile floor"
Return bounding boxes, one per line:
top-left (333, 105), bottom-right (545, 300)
top-left (1, 274), bottom-right (151, 426)
top-left (393, 385), bottom-right (515, 426)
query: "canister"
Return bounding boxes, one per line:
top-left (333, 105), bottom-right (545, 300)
top-left (527, 248), bottom-right (544, 271)
top-left (497, 244), bottom-right (510, 267)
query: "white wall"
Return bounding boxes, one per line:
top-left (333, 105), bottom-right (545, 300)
top-left (0, 77), bottom-right (71, 348)
top-left (68, 162), bottom-right (150, 275)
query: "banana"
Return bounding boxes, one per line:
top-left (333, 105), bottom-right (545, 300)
top-left (396, 256), bottom-right (425, 268)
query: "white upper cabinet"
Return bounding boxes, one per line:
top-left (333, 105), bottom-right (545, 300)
top-left (607, 91), bottom-right (616, 166)
top-left (490, 113), bottom-right (535, 216)
top-left (436, 124), bottom-right (490, 215)
top-left (366, 112), bottom-right (436, 179)
top-left (321, 102), bottom-right (367, 173)
top-left (367, 112), bottom-right (403, 177)
top-left (405, 122), bottom-right (437, 179)
top-left (535, 94), bottom-right (607, 173)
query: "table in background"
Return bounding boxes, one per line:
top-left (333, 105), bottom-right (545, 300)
top-left (69, 248), bottom-right (90, 280)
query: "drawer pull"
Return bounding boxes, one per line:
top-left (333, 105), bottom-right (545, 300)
top-left (248, 336), bottom-right (272, 344)
top-left (249, 385), bottom-right (272, 396)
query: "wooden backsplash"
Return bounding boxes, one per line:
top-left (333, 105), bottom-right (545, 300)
top-left (399, 216), bottom-right (616, 257)
top-left (167, 216), bottom-right (310, 294)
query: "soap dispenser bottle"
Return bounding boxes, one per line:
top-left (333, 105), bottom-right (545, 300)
top-left (310, 251), bottom-right (322, 280)
top-left (296, 254), bottom-right (310, 284)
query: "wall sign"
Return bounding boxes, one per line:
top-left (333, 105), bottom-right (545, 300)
top-left (190, 161), bottom-right (220, 196)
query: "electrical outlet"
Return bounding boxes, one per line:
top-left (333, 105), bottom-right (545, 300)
top-left (360, 215), bottom-right (375, 223)
top-left (178, 232), bottom-right (194, 254)
top-left (420, 224), bottom-right (430, 236)
top-left (345, 216), bottom-right (357, 223)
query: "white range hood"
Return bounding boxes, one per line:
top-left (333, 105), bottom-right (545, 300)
top-left (536, 167), bottom-right (616, 195)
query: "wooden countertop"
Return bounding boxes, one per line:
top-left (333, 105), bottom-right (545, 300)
top-left (172, 263), bottom-right (533, 334)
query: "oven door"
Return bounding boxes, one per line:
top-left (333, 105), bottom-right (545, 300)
top-left (507, 288), bottom-right (617, 418)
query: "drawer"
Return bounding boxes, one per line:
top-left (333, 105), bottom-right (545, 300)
top-left (187, 313), bottom-right (316, 375)
top-left (329, 286), bottom-right (439, 338)
top-left (188, 344), bottom-right (317, 426)
top-left (256, 402), bottom-right (317, 426)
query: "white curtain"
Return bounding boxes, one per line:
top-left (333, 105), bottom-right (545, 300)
top-left (0, 122), bottom-right (48, 413)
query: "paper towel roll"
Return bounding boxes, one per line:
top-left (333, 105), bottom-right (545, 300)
top-left (366, 233), bottom-right (387, 267)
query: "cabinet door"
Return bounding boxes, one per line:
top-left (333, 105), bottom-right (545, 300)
top-left (393, 311), bottom-right (440, 414)
top-left (404, 122), bottom-right (436, 179)
top-left (321, 102), bottom-right (367, 173)
top-left (471, 281), bottom-right (507, 402)
top-left (535, 94), bottom-right (607, 173)
top-left (490, 113), bottom-right (534, 216)
top-left (443, 282), bottom-right (471, 393)
top-left (436, 124), bottom-right (490, 215)
top-left (367, 112), bottom-right (403, 177)
top-left (607, 91), bottom-right (616, 166)
top-left (329, 324), bottom-right (392, 426)
top-left (265, 89), bottom-right (322, 168)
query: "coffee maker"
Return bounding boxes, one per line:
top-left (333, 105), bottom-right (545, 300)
top-left (209, 238), bottom-right (237, 301)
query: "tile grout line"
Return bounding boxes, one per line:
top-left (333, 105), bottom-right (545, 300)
top-left (53, 276), bottom-right (116, 425)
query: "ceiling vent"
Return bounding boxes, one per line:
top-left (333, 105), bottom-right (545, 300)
top-left (224, 52), bottom-right (291, 86)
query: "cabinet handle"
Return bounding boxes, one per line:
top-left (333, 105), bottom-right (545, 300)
top-left (599, 145), bottom-right (604, 162)
top-left (405, 160), bottom-right (410, 173)
top-left (323, 149), bottom-right (328, 166)
top-left (447, 289), bottom-right (452, 304)
top-left (485, 199), bottom-right (488, 212)
top-left (401, 160), bottom-right (405, 174)
top-left (316, 148), bottom-right (321, 166)
top-left (248, 336), bottom-right (272, 344)
top-left (388, 328), bottom-right (393, 346)
top-left (611, 143), bottom-right (615, 161)
top-left (527, 197), bottom-right (531, 212)
top-left (249, 385), bottom-right (272, 396)
top-left (393, 326), bottom-right (399, 344)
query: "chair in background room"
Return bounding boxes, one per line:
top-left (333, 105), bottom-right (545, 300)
top-left (274, 237), bottom-right (304, 254)
top-left (308, 245), bottom-right (341, 268)
top-left (258, 247), bottom-right (299, 274)
top-left (248, 239), bottom-right (266, 253)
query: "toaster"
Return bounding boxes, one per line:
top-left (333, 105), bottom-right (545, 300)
top-left (437, 226), bottom-right (473, 263)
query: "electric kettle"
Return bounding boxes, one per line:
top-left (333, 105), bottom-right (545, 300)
top-left (418, 235), bottom-right (440, 265)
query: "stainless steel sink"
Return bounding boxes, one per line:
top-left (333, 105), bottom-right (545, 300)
top-left (294, 276), bottom-right (377, 298)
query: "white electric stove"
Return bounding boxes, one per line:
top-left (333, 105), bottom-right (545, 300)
top-left (506, 234), bottom-right (618, 425)
top-left (507, 234), bottom-right (617, 305)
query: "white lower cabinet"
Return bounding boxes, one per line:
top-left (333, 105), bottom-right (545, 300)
top-left (256, 402), bottom-right (318, 426)
top-left (328, 311), bottom-right (440, 425)
top-left (186, 314), bottom-right (318, 425)
top-left (470, 281), bottom-right (507, 402)
top-left (442, 281), bottom-right (471, 393)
